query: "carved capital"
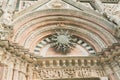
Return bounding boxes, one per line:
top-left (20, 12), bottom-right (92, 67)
top-left (0, 23), bottom-right (13, 40)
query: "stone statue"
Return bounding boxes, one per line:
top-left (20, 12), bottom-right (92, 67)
top-left (103, 12), bottom-right (120, 38)
top-left (114, 25), bottom-right (120, 38)
top-left (0, 23), bottom-right (13, 40)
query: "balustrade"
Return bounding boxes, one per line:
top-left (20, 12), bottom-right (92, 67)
top-left (36, 57), bottom-right (100, 68)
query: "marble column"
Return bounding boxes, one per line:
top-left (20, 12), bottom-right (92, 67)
top-left (1, 66), bottom-right (8, 80)
top-left (6, 60), bottom-right (14, 80)
top-left (0, 47), bottom-right (4, 62)
top-left (19, 62), bottom-right (27, 80)
top-left (90, 0), bottom-right (104, 13)
top-left (27, 65), bottom-right (34, 80)
top-left (13, 60), bottom-right (20, 80)
top-left (0, 66), bottom-right (4, 80)
top-left (110, 61), bottom-right (120, 80)
top-left (103, 63), bottom-right (117, 80)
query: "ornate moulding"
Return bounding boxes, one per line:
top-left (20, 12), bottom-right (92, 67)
top-left (11, 9), bottom-right (117, 56)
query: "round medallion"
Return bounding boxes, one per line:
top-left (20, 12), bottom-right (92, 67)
top-left (57, 35), bottom-right (69, 44)
top-left (51, 30), bottom-right (75, 54)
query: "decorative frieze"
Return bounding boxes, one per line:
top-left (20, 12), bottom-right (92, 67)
top-left (0, 40), bottom-right (119, 80)
top-left (38, 67), bottom-right (105, 79)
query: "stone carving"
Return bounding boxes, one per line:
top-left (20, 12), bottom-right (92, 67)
top-left (51, 29), bottom-right (76, 54)
top-left (103, 12), bottom-right (120, 38)
top-left (114, 25), bottom-right (120, 38)
top-left (39, 68), bottom-right (104, 79)
top-left (104, 13), bottom-right (120, 25)
top-left (0, 23), bottom-right (12, 40)
top-left (18, 0), bottom-right (37, 12)
top-left (2, 10), bottom-right (13, 24)
top-left (2, 0), bottom-right (15, 24)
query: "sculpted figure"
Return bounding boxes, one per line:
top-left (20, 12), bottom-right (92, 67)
top-left (114, 25), bottom-right (120, 38)
top-left (103, 12), bottom-right (120, 38)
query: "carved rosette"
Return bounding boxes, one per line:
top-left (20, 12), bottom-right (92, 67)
top-left (51, 29), bottom-right (76, 54)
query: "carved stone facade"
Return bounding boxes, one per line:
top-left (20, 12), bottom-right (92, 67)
top-left (0, 0), bottom-right (120, 80)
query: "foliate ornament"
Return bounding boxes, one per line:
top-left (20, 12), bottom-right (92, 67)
top-left (0, 23), bottom-right (13, 40)
top-left (51, 29), bottom-right (76, 54)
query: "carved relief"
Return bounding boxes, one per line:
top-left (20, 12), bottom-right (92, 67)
top-left (114, 25), bottom-right (120, 38)
top-left (39, 68), bottom-right (104, 79)
top-left (0, 23), bottom-right (12, 40)
top-left (19, 1), bottom-right (37, 11)
top-left (51, 29), bottom-right (76, 54)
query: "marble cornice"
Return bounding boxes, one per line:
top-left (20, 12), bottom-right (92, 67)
top-left (0, 40), bottom-right (36, 64)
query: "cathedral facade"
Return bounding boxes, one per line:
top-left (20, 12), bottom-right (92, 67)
top-left (0, 0), bottom-right (120, 80)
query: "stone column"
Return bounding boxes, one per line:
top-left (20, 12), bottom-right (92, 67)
top-left (103, 63), bottom-right (117, 80)
top-left (13, 59), bottom-right (20, 80)
top-left (1, 66), bottom-right (8, 80)
top-left (90, 0), bottom-right (104, 13)
top-left (27, 65), bottom-right (34, 80)
top-left (19, 61), bottom-right (28, 80)
top-left (0, 65), bottom-right (4, 80)
top-left (6, 59), bottom-right (14, 80)
top-left (0, 47), bottom-right (4, 62)
top-left (23, 62), bottom-right (27, 80)
top-left (110, 61), bottom-right (120, 80)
